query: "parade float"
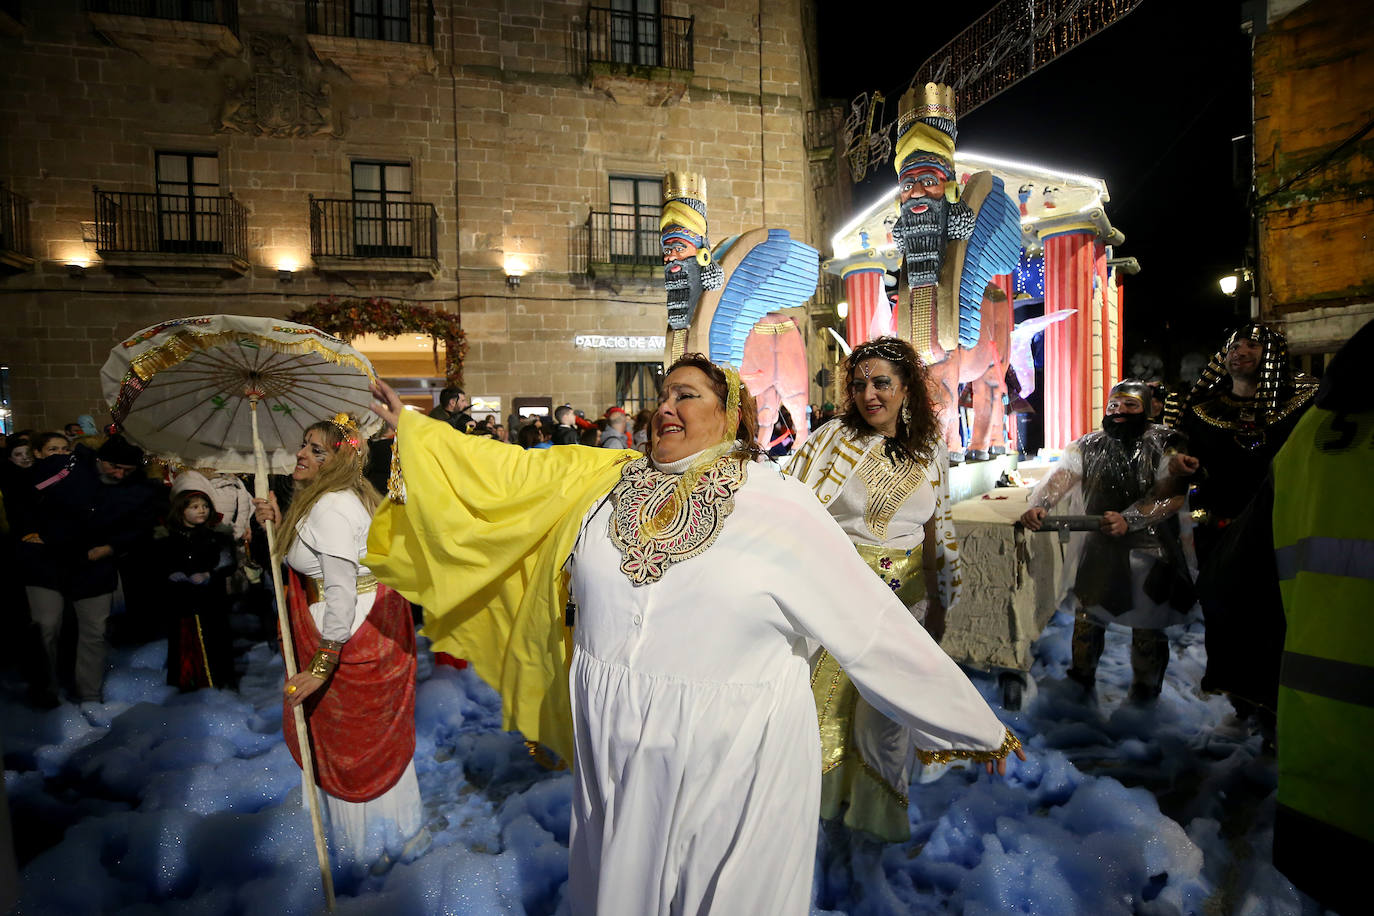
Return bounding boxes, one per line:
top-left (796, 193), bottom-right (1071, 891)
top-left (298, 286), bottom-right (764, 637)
top-left (825, 148), bottom-right (1134, 463)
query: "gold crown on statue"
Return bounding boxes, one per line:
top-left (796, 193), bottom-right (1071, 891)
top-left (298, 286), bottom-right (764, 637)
top-left (662, 171), bottom-right (707, 204)
top-left (897, 82), bottom-right (957, 134)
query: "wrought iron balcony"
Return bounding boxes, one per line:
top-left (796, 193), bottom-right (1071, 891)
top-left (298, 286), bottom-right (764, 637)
top-left (92, 188), bottom-right (249, 276)
top-left (577, 210), bottom-right (663, 279)
top-left (586, 5), bottom-right (693, 72)
top-left (805, 107), bottom-right (843, 156)
top-left (0, 183), bottom-right (34, 272)
top-left (810, 271), bottom-right (842, 313)
top-left (307, 0), bottom-right (435, 47)
top-left (87, 0), bottom-right (239, 36)
top-left (309, 197), bottom-right (439, 280)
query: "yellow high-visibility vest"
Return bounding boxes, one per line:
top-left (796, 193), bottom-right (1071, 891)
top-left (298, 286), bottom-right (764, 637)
top-left (1271, 403), bottom-right (1374, 861)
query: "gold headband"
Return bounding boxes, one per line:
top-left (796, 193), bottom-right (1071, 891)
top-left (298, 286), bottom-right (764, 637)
top-left (329, 412), bottom-right (361, 449)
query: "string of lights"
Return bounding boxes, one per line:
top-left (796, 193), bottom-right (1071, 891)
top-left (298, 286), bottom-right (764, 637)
top-left (843, 0), bottom-right (1147, 183)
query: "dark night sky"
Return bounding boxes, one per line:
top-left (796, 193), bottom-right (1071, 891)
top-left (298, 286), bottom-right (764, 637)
top-left (817, 0), bottom-right (1255, 380)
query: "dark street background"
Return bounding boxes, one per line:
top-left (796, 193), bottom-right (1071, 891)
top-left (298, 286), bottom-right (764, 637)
top-left (818, 0), bottom-right (1255, 380)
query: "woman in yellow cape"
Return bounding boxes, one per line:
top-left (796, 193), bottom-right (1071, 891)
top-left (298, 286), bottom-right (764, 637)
top-left (365, 357), bottom-right (1020, 916)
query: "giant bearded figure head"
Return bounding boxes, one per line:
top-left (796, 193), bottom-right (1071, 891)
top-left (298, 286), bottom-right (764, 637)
top-left (890, 83), bottom-right (976, 289)
top-left (661, 172), bottom-right (723, 331)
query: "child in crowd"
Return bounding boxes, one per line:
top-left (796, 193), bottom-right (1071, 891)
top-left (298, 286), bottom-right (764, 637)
top-left (154, 488), bottom-right (236, 691)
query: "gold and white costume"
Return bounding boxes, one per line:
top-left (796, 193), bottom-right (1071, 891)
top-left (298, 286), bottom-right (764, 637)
top-left (787, 419), bottom-right (962, 840)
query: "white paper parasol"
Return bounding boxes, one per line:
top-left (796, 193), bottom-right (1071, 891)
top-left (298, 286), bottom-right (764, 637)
top-left (100, 314), bottom-right (382, 473)
top-left (100, 314), bottom-right (381, 911)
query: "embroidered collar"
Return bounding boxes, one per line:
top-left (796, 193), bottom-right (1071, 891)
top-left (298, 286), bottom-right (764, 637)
top-left (608, 454), bottom-right (746, 586)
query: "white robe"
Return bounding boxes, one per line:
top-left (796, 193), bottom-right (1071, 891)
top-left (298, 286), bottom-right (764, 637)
top-left (285, 491), bottom-right (422, 868)
top-left (565, 460), bottom-right (1006, 915)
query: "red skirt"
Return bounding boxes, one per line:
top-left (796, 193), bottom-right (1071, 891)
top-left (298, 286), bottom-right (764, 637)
top-left (281, 570), bottom-right (417, 803)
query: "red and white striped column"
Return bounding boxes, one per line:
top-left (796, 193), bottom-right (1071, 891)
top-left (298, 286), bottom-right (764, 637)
top-left (841, 264), bottom-right (891, 348)
top-left (1040, 229), bottom-right (1098, 449)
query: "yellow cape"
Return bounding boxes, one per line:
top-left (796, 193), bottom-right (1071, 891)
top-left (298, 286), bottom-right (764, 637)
top-left (364, 410), bottom-right (636, 764)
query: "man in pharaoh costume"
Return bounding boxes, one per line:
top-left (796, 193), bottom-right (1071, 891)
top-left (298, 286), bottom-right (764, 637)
top-left (1021, 380), bottom-right (1195, 702)
top-left (888, 83), bottom-right (1021, 459)
top-left (660, 172), bottom-right (724, 363)
top-left (1167, 323), bottom-right (1316, 720)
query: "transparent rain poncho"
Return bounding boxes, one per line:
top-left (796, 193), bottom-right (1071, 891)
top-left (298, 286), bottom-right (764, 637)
top-left (1029, 425), bottom-right (1194, 628)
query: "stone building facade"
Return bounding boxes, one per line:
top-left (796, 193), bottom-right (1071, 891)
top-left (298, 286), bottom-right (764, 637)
top-left (0, 0), bottom-right (844, 432)
top-left (1253, 0), bottom-right (1374, 357)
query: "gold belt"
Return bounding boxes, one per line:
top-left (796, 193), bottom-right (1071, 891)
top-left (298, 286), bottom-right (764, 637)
top-left (853, 543), bottom-right (926, 608)
top-left (303, 573), bottom-right (379, 605)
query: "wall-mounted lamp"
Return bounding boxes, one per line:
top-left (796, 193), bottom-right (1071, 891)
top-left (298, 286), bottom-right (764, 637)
top-left (64, 259), bottom-right (89, 278)
top-left (504, 256), bottom-right (528, 290)
top-left (276, 258), bottom-right (298, 283)
top-left (1218, 267), bottom-right (1253, 297)
top-left (836, 300), bottom-right (849, 319)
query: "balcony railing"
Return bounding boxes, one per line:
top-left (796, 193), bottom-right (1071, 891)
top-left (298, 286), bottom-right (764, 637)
top-left (87, 0), bottom-right (239, 36)
top-left (805, 107), bottom-right (843, 153)
top-left (578, 210), bottom-right (663, 277)
top-left (586, 5), bottom-right (693, 71)
top-left (93, 188), bottom-right (248, 259)
top-left (310, 197), bottom-right (437, 261)
top-left (811, 270), bottom-right (842, 312)
top-left (307, 0), bottom-right (435, 47)
top-left (0, 184), bottom-right (33, 261)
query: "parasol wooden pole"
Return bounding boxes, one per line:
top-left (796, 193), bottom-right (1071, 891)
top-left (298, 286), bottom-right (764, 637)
top-left (250, 396), bottom-right (336, 912)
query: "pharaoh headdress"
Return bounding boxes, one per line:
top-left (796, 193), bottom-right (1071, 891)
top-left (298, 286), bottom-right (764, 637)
top-left (1179, 323), bottom-right (1316, 427)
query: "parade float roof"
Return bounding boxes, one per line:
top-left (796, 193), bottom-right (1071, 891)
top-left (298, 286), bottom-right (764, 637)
top-left (830, 151), bottom-right (1120, 263)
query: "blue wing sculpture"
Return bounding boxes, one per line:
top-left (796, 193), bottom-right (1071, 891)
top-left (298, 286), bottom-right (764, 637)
top-left (957, 176), bottom-right (1023, 349)
top-left (706, 229), bottom-right (819, 366)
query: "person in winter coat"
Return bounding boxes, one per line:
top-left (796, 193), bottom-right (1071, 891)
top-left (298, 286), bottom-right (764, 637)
top-left (16, 434), bottom-right (166, 705)
top-left (154, 488), bottom-right (236, 690)
top-left (172, 468), bottom-right (253, 541)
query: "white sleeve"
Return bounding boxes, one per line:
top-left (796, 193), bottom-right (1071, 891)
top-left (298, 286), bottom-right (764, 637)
top-left (316, 552), bottom-right (358, 643)
top-left (295, 493), bottom-right (369, 562)
top-left (766, 478), bottom-right (1010, 758)
top-left (231, 479), bottom-right (252, 540)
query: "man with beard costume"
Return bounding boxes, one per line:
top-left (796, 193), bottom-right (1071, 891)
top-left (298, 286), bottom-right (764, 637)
top-left (660, 171), bottom-right (724, 363)
top-left (886, 83), bottom-right (1021, 458)
top-left (1021, 380), bottom-right (1194, 702)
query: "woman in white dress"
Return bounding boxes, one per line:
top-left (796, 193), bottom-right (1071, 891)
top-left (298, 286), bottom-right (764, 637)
top-left (366, 356), bottom-right (1023, 915)
top-left (787, 336), bottom-right (962, 842)
top-left (252, 414), bottom-right (422, 872)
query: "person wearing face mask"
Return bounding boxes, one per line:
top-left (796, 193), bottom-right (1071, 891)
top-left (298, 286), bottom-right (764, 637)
top-left (1020, 380), bottom-right (1195, 702)
top-left (251, 414), bottom-right (422, 873)
top-left (366, 353), bottom-right (1021, 916)
top-left (785, 336), bottom-right (962, 841)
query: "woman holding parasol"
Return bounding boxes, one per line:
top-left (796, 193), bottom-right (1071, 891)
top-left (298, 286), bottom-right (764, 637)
top-left (366, 353), bottom-right (1023, 915)
top-left (252, 413), bottom-right (422, 872)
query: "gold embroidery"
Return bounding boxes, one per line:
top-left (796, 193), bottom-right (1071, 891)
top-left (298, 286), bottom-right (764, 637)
top-left (855, 450), bottom-right (927, 540)
top-left (857, 753), bottom-right (908, 806)
top-left (1191, 387), bottom-right (1316, 431)
top-left (304, 574), bottom-right (379, 604)
top-left (914, 728), bottom-right (1022, 765)
top-left (193, 613), bottom-right (213, 689)
top-left (812, 649), bottom-right (854, 774)
top-left (853, 543), bottom-right (926, 607)
top-left (608, 456), bottom-right (746, 586)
